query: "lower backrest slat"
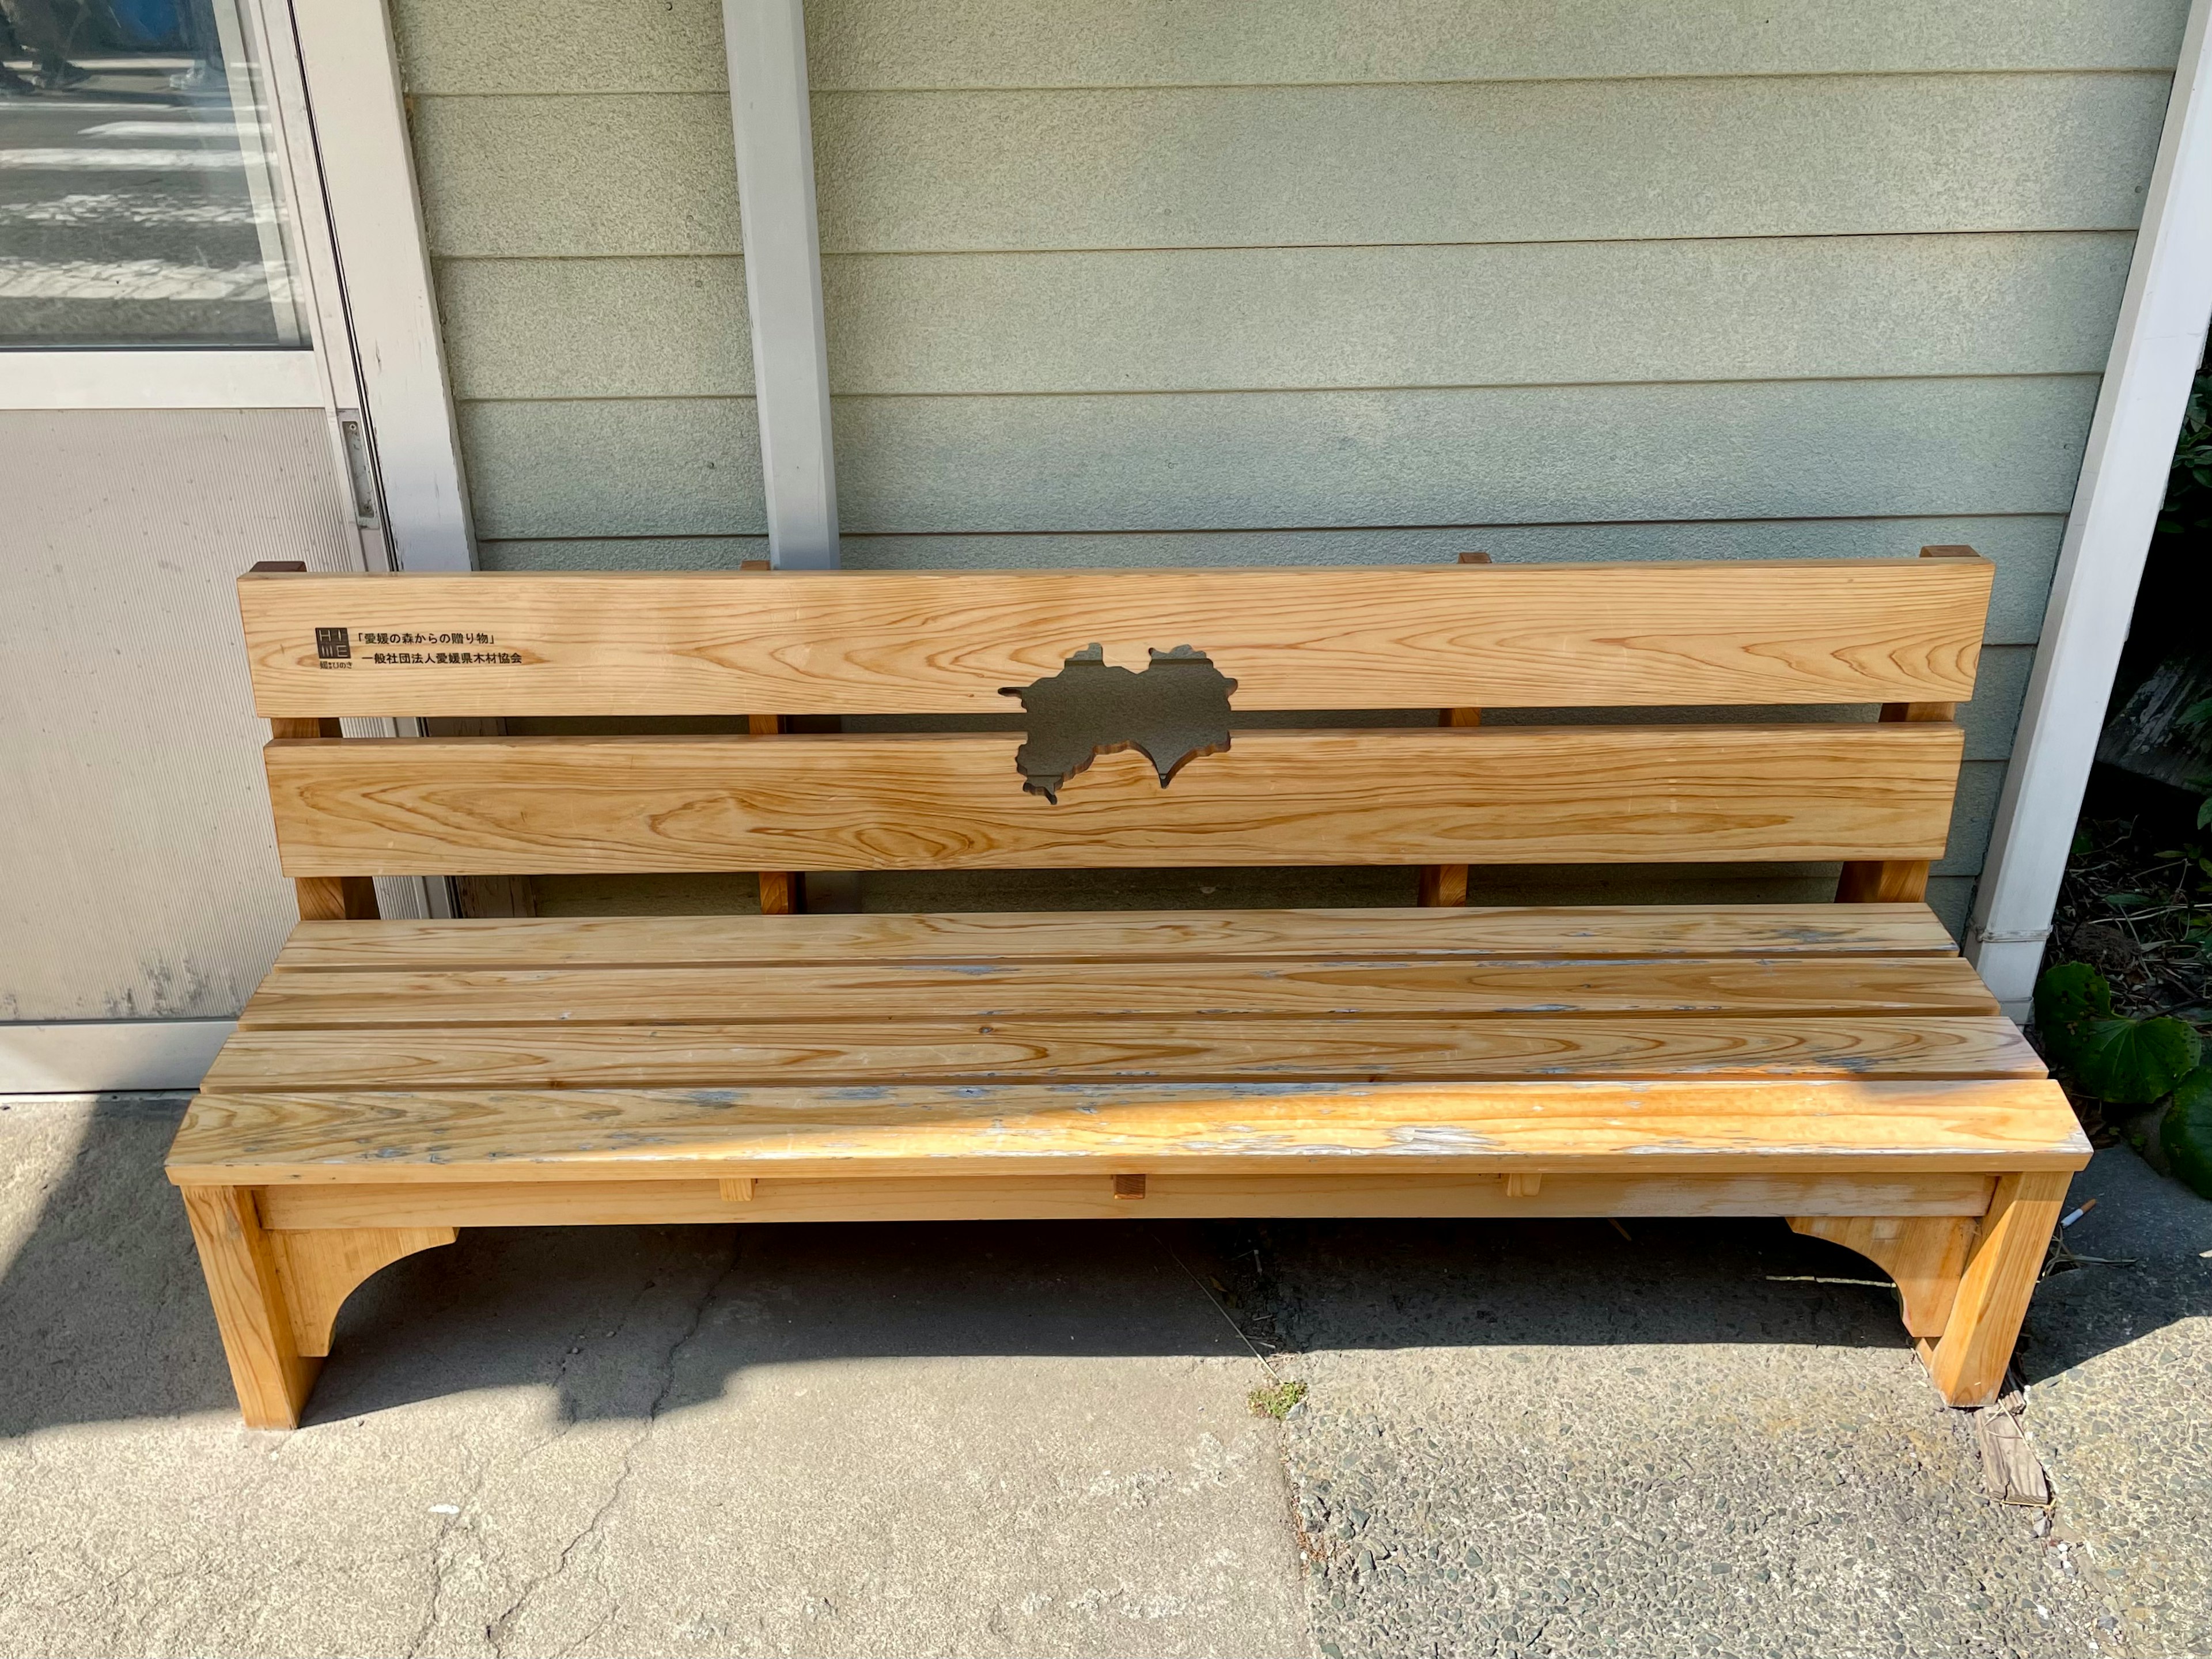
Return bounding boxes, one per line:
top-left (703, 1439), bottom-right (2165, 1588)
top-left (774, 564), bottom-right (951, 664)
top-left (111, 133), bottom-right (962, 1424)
top-left (264, 721), bottom-right (1964, 877)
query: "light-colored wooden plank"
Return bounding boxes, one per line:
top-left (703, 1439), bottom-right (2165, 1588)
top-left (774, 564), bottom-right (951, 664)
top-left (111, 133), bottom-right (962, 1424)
top-left (1786, 1213), bottom-right (1979, 1336)
top-left (178, 1185), bottom-right (320, 1430)
top-left (238, 560), bottom-right (1991, 717)
top-left (236, 955), bottom-right (1999, 1028)
top-left (1839, 547), bottom-right (1973, 904)
top-left (266, 1225), bottom-right (456, 1358)
top-left (166, 1078), bottom-right (2090, 1185)
top-left (258, 1171), bottom-right (2000, 1230)
top-left (262, 723), bottom-right (1967, 876)
top-left (200, 1014), bottom-right (2042, 1091)
top-left (267, 904), bottom-right (1963, 971)
top-left (1975, 1396), bottom-right (2054, 1505)
top-left (270, 716), bottom-right (381, 923)
top-left (1926, 1169), bottom-right (2072, 1407)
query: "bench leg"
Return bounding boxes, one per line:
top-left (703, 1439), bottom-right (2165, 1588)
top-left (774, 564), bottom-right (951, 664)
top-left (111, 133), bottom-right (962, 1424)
top-left (180, 1185), bottom-right (322, 1430)
top-left (180, 1187), bottom-right (459, 1429)
top-left (1791, 1171), bottom-right (2069, 1408)
top-left (1924, 1171), bottom-right (2070, 1408)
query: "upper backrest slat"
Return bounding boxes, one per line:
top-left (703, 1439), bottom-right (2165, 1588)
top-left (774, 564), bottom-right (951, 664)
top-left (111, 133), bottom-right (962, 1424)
top-left (239, 560), bottom-right (1991, 717)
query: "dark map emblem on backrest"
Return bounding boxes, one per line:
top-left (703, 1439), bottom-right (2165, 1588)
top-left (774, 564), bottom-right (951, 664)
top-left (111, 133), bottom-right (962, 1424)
top-left (999, 645), bottom-right (1238, 802)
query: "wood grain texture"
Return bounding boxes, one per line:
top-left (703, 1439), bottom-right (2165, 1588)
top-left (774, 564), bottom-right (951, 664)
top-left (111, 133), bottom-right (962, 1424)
top-left (238, 560), bottom-right (1992, 717)
top-left (1787, 1213), bottom-right (1979, 1336)
top-left (262, 723), bottom-right (1967, 876)
top-left (1839, 547), bottom-right (1969, 904)
top-left (260, 1172), bottom-right (2000, 1230)
top-left (178, 1185), bottom-right (319, 1430)
top-left (166, 1078), bottom-right (2091, 1185)
top-left (270, 717), bottom-right (381, 923)
top-left (267, 904), bottom-right (1963, 970)
top-left (236, 955), bottom-right (2001, 1027)
top-left (266, 1225), bottom-right (457, 1357)
top-left (1926, 1169), bottom-right (2073, 1406)
top-left (200, 1014), bottom-right (2041, 1090)
top-left (293, 876), bottom-right (380, 924)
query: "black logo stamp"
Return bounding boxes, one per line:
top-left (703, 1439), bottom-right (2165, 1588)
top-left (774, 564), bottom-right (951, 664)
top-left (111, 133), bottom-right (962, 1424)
top-left (315, 626), bottom-right (351, 661)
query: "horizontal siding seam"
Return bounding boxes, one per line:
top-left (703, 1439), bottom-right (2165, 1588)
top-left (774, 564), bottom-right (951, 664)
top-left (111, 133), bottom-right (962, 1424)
top-left (404, 65), bottom-right (2179, 99)
top-left (425, 226), bottom-right (2139, 265)
top-left (455, 374), bottom-right (2100, 409)
top-left (810, 374), bottom-right (2107, 402)
top-left (809, 230), bottom-right (2145, 256)
top-left (479, 513), bottom-right (2063, 542)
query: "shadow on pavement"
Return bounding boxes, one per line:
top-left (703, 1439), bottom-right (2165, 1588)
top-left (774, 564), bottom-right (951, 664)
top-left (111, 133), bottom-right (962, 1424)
top-left (3, 1097), bottom-right (2206, 1434)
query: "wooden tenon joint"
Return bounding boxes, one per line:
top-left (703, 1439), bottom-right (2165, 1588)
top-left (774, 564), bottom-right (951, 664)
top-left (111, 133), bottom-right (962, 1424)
top-left (1836, 547), bottom-right (1974, 905)
top-left (741, 559), bottom-right (805, 916)
top-left (1419, 551), bottom-right (1490, 908)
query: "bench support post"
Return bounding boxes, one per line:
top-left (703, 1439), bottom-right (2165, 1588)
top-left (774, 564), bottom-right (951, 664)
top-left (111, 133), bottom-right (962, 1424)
top-left (1924, 1170), bottom-right (2069, 1407)
top-left (1836, 546), bottom-right (1975, 906)
top-left (181, 1184), bottom-right (457, 1428)
top-left (180, 1185), bottom-right (323, 1430)
top-left (269, 717), bottom-right (381, 922)
top-left (1419, 551), bottom-right (1488, 908)
top-left (1791, 1168), bottom-right (2068, 1408)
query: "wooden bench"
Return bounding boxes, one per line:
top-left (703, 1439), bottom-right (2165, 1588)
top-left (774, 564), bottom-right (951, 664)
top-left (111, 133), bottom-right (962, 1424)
top-left (169, 552), bottom-right (2089, 1429)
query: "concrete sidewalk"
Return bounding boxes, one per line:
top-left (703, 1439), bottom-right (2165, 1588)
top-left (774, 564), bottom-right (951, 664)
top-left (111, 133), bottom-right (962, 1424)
top-left (1, 1093), bottom-right (2206, 1658)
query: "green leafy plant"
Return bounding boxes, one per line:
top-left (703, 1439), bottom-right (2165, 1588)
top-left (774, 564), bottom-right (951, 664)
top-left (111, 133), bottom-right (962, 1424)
top-left (2158, 368), bottom-right (2212, 541)
top-left (2034, 962), bottom-right (2203, 1105)
top-left (1248, 1378), bottom-right (1308, 1419)
top-left (2161, 1067), bottom-right (2212, 1198)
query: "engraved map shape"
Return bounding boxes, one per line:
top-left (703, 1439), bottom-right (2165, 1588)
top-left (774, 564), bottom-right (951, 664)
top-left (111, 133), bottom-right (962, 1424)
top-left (999, 645), bottom-right (1238, 802)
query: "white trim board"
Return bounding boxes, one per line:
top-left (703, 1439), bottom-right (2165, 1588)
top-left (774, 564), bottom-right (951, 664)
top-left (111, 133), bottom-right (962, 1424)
top-left (724, 0), bottom-right (839, 569)
top-left (289, 0), bottom-right (475, 571)
top-left (0, 1021), bottom-right (234, 1093)
top-left (1967, 0), bottom-right (2212, 1017)
top-left (0, 350), bottom-right (324, 409)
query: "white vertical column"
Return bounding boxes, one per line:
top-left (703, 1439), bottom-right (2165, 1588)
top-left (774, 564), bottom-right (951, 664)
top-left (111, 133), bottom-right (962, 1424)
top-left (288, 0), bottom-right (475, 573)
top-left (1967, 0), bottom-right (2212, 1015)
top-left (722, 0), bottom-right (840, 569)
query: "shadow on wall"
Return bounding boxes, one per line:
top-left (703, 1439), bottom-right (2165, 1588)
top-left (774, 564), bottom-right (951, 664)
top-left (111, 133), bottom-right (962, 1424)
top-left (0, 1099), bottom-right (2201, 1436)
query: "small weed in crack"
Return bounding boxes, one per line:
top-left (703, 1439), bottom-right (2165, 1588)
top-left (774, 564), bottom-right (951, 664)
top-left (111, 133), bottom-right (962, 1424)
top-left (1248, 1378), bottom-right (1308, 1419)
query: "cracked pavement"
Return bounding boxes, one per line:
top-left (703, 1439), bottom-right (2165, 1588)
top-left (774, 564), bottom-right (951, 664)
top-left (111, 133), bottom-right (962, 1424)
top-left (1, 1094), bottom-right (2206, 1658)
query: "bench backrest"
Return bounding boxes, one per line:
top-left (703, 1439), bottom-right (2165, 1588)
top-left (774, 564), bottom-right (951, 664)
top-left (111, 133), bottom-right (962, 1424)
top-left (236, 553), bottom-right (1990, 900)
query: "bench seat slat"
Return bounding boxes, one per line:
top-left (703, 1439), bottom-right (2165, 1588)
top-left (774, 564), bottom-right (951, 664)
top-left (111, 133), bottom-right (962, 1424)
top-left (267, 905), bottom-right (1960, 971)
top-left (167, 1079), bottom-right (2090, 1185)
top-left (262, 724), bottom-right (1964, 876)
top-left (238, 560), bottom-right (1994, 718)
top-left (199, 1014), bottom-right (2042, 1091)
top-left (237, 955), bottom-right (1998, 1027)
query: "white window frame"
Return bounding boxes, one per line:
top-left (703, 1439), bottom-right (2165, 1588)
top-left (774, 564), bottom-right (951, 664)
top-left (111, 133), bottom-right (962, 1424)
top-left (0, 349), bottom-right (325, 410)
top-left (0, 0), bottom-right (376, 558)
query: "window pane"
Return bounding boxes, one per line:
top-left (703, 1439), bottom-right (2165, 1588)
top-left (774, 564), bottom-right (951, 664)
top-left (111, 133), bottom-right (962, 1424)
top-left (0, 0), bottom-right (310, 349)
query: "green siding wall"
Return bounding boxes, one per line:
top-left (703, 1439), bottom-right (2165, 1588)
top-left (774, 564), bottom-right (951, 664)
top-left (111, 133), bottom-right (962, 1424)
top-left (391, 0), bottom-right (2191, 930)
